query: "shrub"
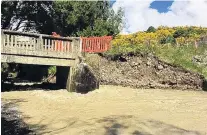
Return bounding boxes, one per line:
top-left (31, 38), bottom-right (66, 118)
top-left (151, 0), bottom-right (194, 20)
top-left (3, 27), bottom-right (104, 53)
top-left (48, 66), bottom-right (56, 75)
top-left (1, 63), bottom-right (9, 82)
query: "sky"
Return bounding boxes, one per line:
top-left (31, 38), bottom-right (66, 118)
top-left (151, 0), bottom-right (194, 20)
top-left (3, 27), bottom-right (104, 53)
top-left (150, 1), bottom-right (174, 13)
top-left (111, 0), bottom-right (207, 34)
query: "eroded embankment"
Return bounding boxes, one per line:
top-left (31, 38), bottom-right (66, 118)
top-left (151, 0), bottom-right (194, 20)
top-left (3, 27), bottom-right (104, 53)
top-left (99, 53), bottom-right (207, 90)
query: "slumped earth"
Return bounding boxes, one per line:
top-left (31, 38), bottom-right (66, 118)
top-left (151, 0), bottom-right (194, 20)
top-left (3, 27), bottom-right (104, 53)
top-left (1, 85), bottom-right (207, 135)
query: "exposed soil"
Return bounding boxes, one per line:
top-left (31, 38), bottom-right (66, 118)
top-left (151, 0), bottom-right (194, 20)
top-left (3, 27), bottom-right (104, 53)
top-left (100, 53), bottom-right (207, 90)
top-left (1, 85), bottom-right (207, 135)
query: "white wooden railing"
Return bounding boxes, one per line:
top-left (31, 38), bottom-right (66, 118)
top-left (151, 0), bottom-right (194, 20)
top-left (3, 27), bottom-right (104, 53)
top-left (1, 29), bottom-right (81, 59)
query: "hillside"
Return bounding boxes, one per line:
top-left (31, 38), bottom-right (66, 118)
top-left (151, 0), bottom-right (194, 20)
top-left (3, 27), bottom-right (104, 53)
top-left (105, 26), bottom-right (207, 80)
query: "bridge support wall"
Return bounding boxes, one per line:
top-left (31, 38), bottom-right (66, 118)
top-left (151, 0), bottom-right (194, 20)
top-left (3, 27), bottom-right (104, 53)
top-left (56, 66), bottom-right (74, 92)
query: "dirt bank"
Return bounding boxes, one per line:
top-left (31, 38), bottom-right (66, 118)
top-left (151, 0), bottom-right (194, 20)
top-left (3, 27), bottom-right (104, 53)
top-left (99, 53), bottom-right (206, 90)
top-left (1, 85), bottom-right (207, 135)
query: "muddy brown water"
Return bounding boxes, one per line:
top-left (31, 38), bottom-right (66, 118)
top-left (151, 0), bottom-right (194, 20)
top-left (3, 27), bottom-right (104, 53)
top-left (1, 85), bottom-right (207, 135)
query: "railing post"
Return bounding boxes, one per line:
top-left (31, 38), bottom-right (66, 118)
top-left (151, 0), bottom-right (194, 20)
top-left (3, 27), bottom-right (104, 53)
top-left (1, 31), bottom-right (5, 51)
top-left (71, 39), bottom-right (74, 57)
top-left (80, 37), bottom-right (82, 53)
top-left (6, 34), bottom-right (10, 47)
top-left (71, 38), bottom-right (81, 58)
top-left (38, 34), bottom-right (43, 51)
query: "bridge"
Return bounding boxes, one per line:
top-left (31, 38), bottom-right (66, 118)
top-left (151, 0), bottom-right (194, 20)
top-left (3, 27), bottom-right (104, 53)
top-left (1, 29), bottom-right (82, 66)
top-left (1, 29), bottom-right (112, 92)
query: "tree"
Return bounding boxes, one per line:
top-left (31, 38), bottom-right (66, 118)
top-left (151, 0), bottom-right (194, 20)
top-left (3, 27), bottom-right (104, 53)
top-left (1, 1), bottom-right (18, 29)
top-left (146, 26), bottom-right (156, 33)
top-left (21, 1), bottom-right (54, 34)
top-left (173, 29), bottom-right (186, 38)
top-left (78, 9), bottom-right (123, 37)
top-left (1, 1), bottom-right (123, 36)
top-left (1, 1), bottom-right (54, 34)
top-left (52, 1), bottom-right (123, 36)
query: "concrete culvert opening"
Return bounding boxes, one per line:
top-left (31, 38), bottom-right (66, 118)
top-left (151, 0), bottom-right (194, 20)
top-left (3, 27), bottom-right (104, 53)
top-left (1, 63), bottom-right (61, 92)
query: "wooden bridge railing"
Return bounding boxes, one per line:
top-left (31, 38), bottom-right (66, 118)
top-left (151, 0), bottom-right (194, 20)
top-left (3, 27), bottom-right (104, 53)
top-left (1, 30), bottom-right (81, 59)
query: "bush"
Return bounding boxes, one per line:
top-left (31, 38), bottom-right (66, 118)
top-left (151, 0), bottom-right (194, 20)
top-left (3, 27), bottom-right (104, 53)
top-left (1, 63), bottom-right (9, 82)
top-left (146, 26), bottom-right (156, 33)
top-left (48, 66), bottom-right (56, 75)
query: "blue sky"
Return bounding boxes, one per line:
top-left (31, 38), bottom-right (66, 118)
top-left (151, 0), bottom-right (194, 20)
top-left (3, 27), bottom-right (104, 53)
top-left (110, 0), bottom-right (174, 13)
top-left (150, 1), bottom-right (174, 13)
top-left (112, 0), bottom-right (207, 33)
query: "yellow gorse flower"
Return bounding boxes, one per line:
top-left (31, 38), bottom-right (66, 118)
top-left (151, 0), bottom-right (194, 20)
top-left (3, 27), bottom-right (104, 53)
top-left (112, 26), bottom-right (207, 46)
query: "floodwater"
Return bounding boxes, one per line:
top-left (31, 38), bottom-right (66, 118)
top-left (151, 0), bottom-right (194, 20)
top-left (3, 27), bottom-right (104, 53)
top-left (2, 85), bottom-right (207, 135)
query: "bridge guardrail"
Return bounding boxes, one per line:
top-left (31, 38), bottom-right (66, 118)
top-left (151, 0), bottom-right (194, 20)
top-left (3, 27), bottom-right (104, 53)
top-left (1, 30), bottom-right (81, 59)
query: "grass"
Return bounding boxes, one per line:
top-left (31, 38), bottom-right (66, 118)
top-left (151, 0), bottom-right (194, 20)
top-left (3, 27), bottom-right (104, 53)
top-left (104, 44), bottom-right (207, 79)
top-left (153, 45), bottom-right (207, 78)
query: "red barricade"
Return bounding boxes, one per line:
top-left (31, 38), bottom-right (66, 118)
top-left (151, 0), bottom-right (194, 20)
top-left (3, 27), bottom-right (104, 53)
top-left (52, 32), bottom-right (112, 53)
top-left (81, 36), bottom-right (112, 53)
top-left (52, 32), bottom-right (63, 51)
top-left (52, 32), bottom-right (71, 52)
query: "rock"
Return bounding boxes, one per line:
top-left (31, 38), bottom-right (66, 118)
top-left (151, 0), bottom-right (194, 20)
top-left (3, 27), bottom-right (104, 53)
top-left (192, 51), bottom-right (207, 66)
top-left (146, 61), bottom-right (151, 66)
top-left (72, 63), bottom-right (99, 93)
top-left (127, 80), bottom-right (132, 83)
top-left (148, 53), bottom-right (154, 58)
top-left (157, 65), bottom-right (164, 70)
top-left (130, 62), bottom-right (139, 67)
top-left (155, 72), bottom-right (160, 75)
top-left (163, 64), bottom-right (168, 68)
top-left (134, 62), bottom-right (139, 66)
top-left (137, 59), bottom-right (142, 65)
